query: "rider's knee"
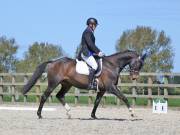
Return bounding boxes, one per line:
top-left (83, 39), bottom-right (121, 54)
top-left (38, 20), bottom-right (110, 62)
top-left (92, 62), bottom-right (98, 70)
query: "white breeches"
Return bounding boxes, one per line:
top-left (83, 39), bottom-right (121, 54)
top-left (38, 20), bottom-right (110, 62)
top-left (81, 54), bottom-right (98, 70)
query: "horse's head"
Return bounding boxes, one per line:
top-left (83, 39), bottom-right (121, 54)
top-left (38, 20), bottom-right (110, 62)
top-left (129, 53), bottom-right (147, 80)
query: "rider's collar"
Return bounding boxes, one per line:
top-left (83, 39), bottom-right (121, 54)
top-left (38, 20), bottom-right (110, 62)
top-left (87, 26), bottom-right (94, 33)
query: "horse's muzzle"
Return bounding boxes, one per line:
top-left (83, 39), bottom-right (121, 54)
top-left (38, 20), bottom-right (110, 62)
top-left (130, 74), bottom-right (139, 80)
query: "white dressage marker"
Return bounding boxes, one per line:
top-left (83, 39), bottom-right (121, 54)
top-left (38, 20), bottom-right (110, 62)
top-left (0, 106), bottom-right (56, 111)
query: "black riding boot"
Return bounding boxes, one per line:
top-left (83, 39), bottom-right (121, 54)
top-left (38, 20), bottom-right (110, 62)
top-left (88, 68), bottom-right (96, 90)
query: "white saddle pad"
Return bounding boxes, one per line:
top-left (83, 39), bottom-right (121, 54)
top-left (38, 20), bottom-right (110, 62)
top-left (76, 59), bottom-right (89, 75)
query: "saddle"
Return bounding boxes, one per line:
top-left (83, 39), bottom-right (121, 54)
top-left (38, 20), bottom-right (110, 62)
top-left (76, 58), bottom-right (102, 77)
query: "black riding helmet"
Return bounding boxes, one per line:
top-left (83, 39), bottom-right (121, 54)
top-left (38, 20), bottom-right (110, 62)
top-left (86, 18), bottom-right (98, 26)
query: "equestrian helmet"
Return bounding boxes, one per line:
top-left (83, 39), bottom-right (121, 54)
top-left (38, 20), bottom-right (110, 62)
top-left (86, 18), bottom-right (98, 25)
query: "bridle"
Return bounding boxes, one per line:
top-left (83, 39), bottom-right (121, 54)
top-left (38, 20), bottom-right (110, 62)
top-left (129, 58), bottom-right (143, 75)
top-left (129, 68), bottom-right (140, 77)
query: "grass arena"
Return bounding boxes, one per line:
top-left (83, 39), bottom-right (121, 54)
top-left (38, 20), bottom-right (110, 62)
top-left (0, 104), bottom-right (179, 135)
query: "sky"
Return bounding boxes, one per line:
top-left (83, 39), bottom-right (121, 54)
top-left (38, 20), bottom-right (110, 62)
top-left (0, 0), bottom-right (180, 72)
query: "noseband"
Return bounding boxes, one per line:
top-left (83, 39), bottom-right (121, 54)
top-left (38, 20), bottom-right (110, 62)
top-left (129, 68), bottom-right (139, 74)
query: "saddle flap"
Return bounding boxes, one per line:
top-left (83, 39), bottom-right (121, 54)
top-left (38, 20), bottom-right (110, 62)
top-left (75, 59), bottom-right (102, 77)
top-left (76, 59), bottom-right (89, 75)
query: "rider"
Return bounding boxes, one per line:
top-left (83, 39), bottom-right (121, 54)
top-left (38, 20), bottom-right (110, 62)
top-left (78, 17), bottom-right (105, 89)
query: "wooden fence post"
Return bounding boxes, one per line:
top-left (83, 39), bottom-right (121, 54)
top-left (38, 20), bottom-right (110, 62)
top-left (116, 77), bottom-right (121, 106)
top-left (36, 80), bottom-right (41, 103)
top-left (0, 76), bottom-right (3, 103)
top-left (11, 75), bottom-right (15, 103)
top-left (102, 96), bottom-right (106, 107)
top-left (157, 87), bottom-right (160, 96)
top-left (163, 76), bottom-right (168, 100)
top-left (75, 88), bottom-right (79, 105)
top-left (48, 95), bottom-right (53, 103)
top-left (148, 76), bottom-right (152, 106)
top-left (88, 90), bottom-right (93, 105)
top-left (23, 75), bottom-right (28, 103)
top-left (132, 80), bottom-right (137, 106)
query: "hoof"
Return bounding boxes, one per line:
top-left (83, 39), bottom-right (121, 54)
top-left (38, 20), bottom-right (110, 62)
top-left (131, 113), bottom-right (138, 118)
top-left (91, 114), bottom-right (98, 119)
top-left (129, 107), bottom-right (135, 117)
top-left (68, 115), bottom-right (71, 119)
top-left (66, 111), bottom-right (71, 119)
top-left (38, 115), bottom-right (43, 119)
top-left (37, 112), bottom-right (42, 119)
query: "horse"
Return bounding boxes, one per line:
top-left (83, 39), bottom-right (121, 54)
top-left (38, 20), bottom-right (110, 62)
top-left (22, 50), bottom-right (146, 119)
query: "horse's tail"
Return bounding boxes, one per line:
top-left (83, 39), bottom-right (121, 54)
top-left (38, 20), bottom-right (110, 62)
top-left (22, 61), bottom-right (52, 95)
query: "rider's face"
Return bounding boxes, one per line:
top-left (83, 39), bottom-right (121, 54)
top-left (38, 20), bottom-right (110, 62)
top-left (92, 24), bottom-right (97, 31)
top-left (89, 24), bottom-right (97, 31)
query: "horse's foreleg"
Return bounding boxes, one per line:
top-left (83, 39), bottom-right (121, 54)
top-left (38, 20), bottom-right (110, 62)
top-left (91, 91), bottom-right (105, 119)
top-left (56, 83), bottom-right (72, 118)
top-left (110, 85), bottom-right (134, 117)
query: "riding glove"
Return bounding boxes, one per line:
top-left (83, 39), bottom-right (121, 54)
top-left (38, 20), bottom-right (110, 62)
top-left (98, 52), bottom-right (105, 57)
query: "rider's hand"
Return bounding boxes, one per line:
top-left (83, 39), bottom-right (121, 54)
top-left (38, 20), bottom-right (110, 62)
top-left (98, 52), bottom-right (105, 57)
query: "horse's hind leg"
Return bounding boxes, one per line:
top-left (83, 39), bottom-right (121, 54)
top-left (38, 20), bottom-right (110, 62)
top-left (56, 82), bottom-right (72, 118)
top-left (37, 83), bottom-right (58, 119)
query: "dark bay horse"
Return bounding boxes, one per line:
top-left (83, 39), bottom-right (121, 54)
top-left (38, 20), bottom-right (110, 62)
top-left (23, 50), bottom-right (146, 119)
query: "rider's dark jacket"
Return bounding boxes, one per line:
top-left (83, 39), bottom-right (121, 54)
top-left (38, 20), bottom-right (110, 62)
top-left (78, 27), bottom-right (100, 58)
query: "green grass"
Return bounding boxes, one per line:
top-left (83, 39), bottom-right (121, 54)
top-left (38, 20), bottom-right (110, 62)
top-left (167, 98), bottom-right (180, 107)
top-left (136, 98), bottom-right (148, 106)
top-left (1, 95), bottom-right (180, 107)
top-left (105, 96), bottom-right (116, 105)
top-left (3, 96), bottom-right (12, 102)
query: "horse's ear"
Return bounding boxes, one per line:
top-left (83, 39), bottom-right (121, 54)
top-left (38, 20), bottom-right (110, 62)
top-left (140, 53), bottom-right (147, 61)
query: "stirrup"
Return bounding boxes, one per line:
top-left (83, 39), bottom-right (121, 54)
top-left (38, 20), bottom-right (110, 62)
top-left (87, 80), bottom-right (97, 90)
top-left (87, 84), bottom-right (96, 90)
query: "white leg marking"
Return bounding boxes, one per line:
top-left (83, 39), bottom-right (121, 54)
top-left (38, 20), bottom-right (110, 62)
top-left (64, 103), bottom-right (71, 119)
top-left (95, 79), bottom-right (100, 92)
top-left (129, 107), bottom-right (135, 117)
top-left (129, 107), bottom-right (132, 112)
top-left (65, 103), bottom-right (71, 111)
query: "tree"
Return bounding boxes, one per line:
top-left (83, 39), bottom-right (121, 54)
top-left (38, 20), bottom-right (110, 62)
top-left (0, 36), bottom-right (18, 72)
top-left (16, 42), bottom-right (64, 72)
top-left (116, 26), bottom-right (174, 72)
top-left (74, 44), bottom-right (81, 58)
